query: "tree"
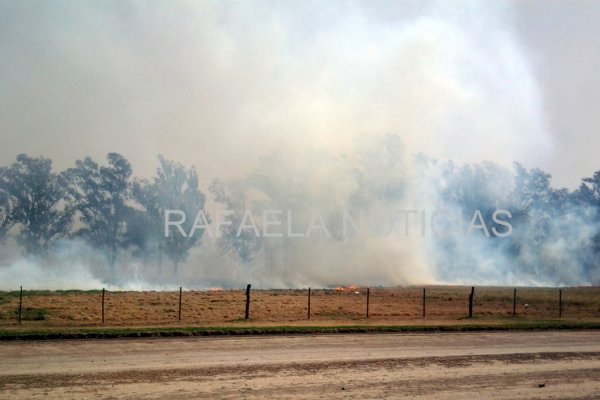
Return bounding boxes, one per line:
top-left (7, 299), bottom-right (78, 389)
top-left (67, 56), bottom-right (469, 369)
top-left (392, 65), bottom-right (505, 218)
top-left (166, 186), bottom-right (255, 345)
top-left (68, 153), bottom-right (133, 273)
top-left (0, 154), bottom-right (74, 254)
top-left (209, 178), bottom-right (261, 264)
top-left (576, 170), bottom-right (600, 256)
top-left (133, 155), bottom-right (209, 275)
top-left (511, 163), bottom-right (568, 247)
top-left (577, 170), bottom-right (600, 210)
top-left (512, 163), bottom-right (554, 212)
top-left (0, 167), bottom-right (14, 242)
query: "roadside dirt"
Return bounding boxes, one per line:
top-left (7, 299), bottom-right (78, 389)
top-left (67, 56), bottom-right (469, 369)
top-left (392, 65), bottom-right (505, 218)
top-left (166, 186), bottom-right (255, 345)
top-left (0, 331), bottom-right (599, 399)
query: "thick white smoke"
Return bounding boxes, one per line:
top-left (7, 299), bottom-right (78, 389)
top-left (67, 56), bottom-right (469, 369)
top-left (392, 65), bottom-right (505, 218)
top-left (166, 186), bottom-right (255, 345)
top-left (3, 1), bottom-right (597, 290)
top-left (0, 1), bottom-right (552, 177)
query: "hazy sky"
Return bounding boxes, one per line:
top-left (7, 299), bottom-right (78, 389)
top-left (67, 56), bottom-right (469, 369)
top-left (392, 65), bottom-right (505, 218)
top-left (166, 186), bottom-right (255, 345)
top-left (1, 0), bottom-right (598, 189)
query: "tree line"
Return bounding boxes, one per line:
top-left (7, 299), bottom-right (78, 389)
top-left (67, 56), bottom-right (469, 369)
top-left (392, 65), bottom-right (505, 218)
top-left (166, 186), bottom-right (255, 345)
top-left (1, 137), bottom-right (599, 284)
top-left (202, 135), bottom-right (600, 284)
top-left (0, 153), bottom-right (208, 276)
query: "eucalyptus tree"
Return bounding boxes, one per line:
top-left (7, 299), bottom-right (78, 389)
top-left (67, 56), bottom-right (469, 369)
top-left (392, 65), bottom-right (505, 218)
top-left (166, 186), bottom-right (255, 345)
top-left (68, 153), bottom-right (133, 273)
top-left (133, 155), bottom-right (210, 276)
top-left (0, 154), bottom-right (74, 254)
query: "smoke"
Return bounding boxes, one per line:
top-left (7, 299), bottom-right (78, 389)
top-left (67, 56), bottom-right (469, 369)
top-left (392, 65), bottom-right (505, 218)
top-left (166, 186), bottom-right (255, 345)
top-left (0, 1), bottom-right (598, 289)
top-left (0, 240), bottom-right (104, 290)
top-left (0, 1), bottom-right (553, 177)
top-left (199, 139), bottom-right (599, 289)
top-left (3, 136), bottom-right (598, 290)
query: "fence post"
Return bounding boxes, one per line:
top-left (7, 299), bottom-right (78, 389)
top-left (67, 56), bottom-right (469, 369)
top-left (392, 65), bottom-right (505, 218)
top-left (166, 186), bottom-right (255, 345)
top-left (512, 288), bottom-right (517, 317)
top-left (366, 288), bottom-right (370, 319)
top-left (307, 287), bottom-right (311, 320)
top-left (101, 288), bottom-right (105, 324)
top-left (468, 286), bottom-right (475, 318)
top-left (245, 284), bottom-right (251, 320)
top-left (18, 286), bottom-right (23, 325)
top-left (178, 286), bottom-right (182, 321)
top-left (559, 288), bottom-right (562, 318)
top-left (422, 288), bottom-right (426, 318)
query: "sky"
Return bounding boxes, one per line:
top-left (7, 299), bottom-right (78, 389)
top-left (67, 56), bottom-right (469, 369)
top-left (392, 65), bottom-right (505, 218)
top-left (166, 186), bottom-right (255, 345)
top-left (0, 0), bottom-right (598, 189)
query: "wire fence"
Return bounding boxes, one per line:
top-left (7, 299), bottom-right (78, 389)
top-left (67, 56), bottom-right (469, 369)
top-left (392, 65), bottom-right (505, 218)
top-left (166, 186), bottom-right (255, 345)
top-left (1, 286), bottom-right (599, 327)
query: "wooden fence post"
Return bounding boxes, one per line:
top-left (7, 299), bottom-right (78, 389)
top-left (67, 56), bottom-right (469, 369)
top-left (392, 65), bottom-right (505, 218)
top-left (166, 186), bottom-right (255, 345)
top-left (178, 286), bottom-right (182, 321)
top-left (245, 284), bottom-right (251, 320)
top-left (559, 288), bottom-right (563, 318)
top-left (468, 286), bottom-right (475, 318)
top-left (422, 288), bottom-right (426, 318)
top-left (512, 288), bottom-right (517, 317)
top-left (18, 286), bottom-right (23, 325)
top-left (366, 288), bottom-right (370, 319)
top-left (101, 288), bottom-right (105, 324)
top-left (308, 287), bottom-right (311, 320)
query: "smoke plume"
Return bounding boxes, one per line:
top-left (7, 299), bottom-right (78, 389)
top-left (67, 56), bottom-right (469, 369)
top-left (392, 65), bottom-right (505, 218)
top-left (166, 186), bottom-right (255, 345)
top-left (0, 1), bottom-right (598, 289)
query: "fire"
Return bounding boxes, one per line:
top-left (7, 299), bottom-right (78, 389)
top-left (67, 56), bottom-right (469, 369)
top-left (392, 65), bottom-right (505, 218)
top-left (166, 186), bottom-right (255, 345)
top-left (335, 285), bottom-right (360, 293)
top-left (209, 287), bottom-right (224, 292)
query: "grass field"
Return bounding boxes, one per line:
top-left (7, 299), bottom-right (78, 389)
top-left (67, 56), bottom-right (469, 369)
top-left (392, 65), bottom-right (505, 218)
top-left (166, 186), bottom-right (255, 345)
top-left (1, 286), bottom-right (598, 333)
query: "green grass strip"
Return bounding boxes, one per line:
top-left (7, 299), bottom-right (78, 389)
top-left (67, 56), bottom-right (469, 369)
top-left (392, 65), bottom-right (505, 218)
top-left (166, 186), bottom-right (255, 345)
top-left (1, 320), bottom-right (600, 340)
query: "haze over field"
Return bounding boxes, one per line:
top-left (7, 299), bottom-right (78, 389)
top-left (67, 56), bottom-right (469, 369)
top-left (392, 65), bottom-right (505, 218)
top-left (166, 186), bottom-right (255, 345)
top-left (0, 0), bottom-right (599, 289)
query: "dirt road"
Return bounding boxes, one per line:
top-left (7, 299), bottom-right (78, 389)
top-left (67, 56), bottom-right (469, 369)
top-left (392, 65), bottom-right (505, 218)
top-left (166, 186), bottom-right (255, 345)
top-left (0, 331), bottom-right (599, 399)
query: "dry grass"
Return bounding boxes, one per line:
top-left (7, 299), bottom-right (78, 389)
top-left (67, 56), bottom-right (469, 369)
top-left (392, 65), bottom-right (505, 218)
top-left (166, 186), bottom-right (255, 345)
top-left (0, 286), bottom-right (598, 328)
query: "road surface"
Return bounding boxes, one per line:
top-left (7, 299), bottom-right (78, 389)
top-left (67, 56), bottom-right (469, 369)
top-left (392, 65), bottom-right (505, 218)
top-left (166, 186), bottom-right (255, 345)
top-left (0, 331), bottom-right (599, 399)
